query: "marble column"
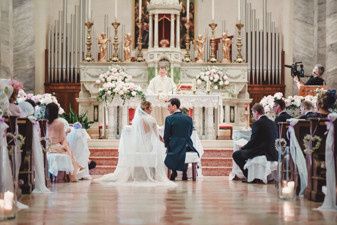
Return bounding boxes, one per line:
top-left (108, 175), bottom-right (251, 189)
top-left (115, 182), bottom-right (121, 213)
top-left (149, 14), bottom-right (153, 48)
top-left (170, 14), bottom-right (175, 48)
top-left (154, 14), bottom-right (158, 48)
top-left (325, 0), bottom-right (337, 89)
top-left (0, 0), bottom-right (14, 79)
top-left (0, 0), bottom-right (35, 91)
top-left (293, 0), bottom-right (315, 71)
top-left (13, 0), bottom-right (35, 91)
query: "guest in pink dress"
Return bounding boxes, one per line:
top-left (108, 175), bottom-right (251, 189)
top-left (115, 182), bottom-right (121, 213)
top-left (46, 102), bottom-right (82, 182)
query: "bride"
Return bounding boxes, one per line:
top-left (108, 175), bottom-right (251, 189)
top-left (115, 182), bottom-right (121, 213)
top-left (94, 101), bottom-right (175, 186)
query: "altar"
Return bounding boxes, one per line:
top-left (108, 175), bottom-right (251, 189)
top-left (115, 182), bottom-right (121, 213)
top-left (78, 62), bottom-right (251, 140)
top-left (77, 0), bottom-right (252, 140)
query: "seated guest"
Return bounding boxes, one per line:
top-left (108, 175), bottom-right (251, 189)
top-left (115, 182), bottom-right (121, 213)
top-left (46, 102), bottom-right (82, 182)
top-left (294, 64), bottom-right (325, 89)
top-left (307, 89), bottom-right (336, 119)
top-left (298, 100), bottom-right (315, 119)
top-left (273, 99), bottom-right (292, 124)
top-left (232, 103), bottom-right (278, 178)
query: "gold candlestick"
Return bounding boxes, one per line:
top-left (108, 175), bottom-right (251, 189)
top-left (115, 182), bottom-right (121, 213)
top-left (136, 21), bottom-right (145, 62)
top-left (184, 23), bottom-right (191, 62)
top-left (84, 21), bottom-right (94, 62)
top-left (235, 21), bottom-right (245, 63)
top-left (110, 20), bottom-right (120, 62)
top-left (209, 22), bottom-right (217, 63)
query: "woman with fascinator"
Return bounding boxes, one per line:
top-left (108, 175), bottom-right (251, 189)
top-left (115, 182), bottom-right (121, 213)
top-left (94, 101), bottom-right (175, 186)
top-left (306, 89), bottom-right (337, 119)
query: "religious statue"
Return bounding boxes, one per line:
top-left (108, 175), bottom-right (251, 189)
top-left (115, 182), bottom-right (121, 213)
top-left (222, 32), bottom-right (232, 64)
top-left (98, 33), bottom-right (110, 62)
top-left (123, 33), bottom-right (132, 62)
top-left (147, 59), bottom-right (176, 125)
top-left (194, 34), bottom-right (206, 63)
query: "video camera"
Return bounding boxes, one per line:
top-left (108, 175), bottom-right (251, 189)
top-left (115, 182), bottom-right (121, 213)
top-left (284, 62), bottom-right (304, 78)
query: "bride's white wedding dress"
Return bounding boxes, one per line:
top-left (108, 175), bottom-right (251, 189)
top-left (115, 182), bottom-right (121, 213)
top-left (94, 107), bottom-right (176, 187)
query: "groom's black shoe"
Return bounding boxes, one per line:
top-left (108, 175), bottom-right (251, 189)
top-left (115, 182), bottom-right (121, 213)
top-left (170, 171), bottom-right (177, 181)
top-left (182, 172), bottom-right (188, 181)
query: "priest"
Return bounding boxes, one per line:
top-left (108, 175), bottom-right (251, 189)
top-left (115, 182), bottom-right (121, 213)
top-left (147, 59), bottom-right (176, 125)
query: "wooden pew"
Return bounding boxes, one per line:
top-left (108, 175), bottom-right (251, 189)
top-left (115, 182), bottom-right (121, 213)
top-left (278, 120), bottom-right (311, 196)
top-left (305, 118), bottom-right (337, 202)
top-left (17, 118), bottom-right (34, 194)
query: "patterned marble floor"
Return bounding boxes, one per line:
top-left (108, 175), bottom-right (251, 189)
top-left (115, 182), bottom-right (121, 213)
top-left (3, 177), bottom-right (337, 225)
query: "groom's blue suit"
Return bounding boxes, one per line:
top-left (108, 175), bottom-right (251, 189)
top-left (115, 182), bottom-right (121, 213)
top-left (164, 111), bottom-right (198, 171)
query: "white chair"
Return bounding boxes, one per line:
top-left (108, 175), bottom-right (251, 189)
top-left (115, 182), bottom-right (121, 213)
top-left (243, 155), bottom-right (278, 184)
top-left (47, 153), bottom-right (74, 181)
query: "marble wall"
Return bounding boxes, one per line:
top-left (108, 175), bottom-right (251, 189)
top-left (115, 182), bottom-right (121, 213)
top-left (0, 0), bottom-right (35, 91)
top-left (325, 0), bottom-right (337, 89)
top-left (0, 0), bottom-right (13, 79)
top-left (293, 0), bottom-right (337, 90)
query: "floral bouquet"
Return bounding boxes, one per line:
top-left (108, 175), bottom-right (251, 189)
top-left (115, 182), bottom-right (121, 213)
top-left (96, 66), bottom-right (145, 103)
top-left (195, 66), bottom-right (230, 90)
top-left (17, 90), bottom-right (65, 119)
top-left (260, 92), bottom-right (319, 118)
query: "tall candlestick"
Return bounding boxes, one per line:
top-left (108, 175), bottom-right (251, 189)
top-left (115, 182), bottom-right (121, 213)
top-left (88, 0), bottom-right (91, 20)
top-left (187, 0), bottom-right (190, 21)
top-left (115, 0), bottom-right (118, 19)
top-left (211, 0), bottom-right (214, 20)
top-left (138, 0), bottom-right (142, 21)
top-left (238, 0), bottom-right (241, 21)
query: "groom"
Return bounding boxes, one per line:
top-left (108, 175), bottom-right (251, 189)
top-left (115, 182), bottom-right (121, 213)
top-left (164, 98), bottom-right (197, 181)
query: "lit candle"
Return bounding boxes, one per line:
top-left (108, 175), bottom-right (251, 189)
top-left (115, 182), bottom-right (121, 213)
top-left (88, 0), bottom-right (91, 20)
top-left (186, 0), bottom-right (190, 22)
top-left (138, 0), bottom-right (142, 21)
top-left (238, 0), bottom-right (241, 21)
top-left (4, 191), bottom-right (14, 210)
top-left (115, 0), bottom-right (118, 20)
top-left (211, 0), bottom-right (214, 20)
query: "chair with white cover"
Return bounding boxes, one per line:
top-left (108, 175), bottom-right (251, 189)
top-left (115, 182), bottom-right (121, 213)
top-left (47, 153), bottom-right (74, 182)
top-left (243, 155), bottom-right (278, 184)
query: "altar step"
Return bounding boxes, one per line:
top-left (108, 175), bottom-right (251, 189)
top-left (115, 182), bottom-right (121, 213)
top-left (89, 147), bottom-right (233, 176)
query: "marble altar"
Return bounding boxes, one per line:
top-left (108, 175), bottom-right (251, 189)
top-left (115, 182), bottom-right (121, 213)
top-left (78, 62), bottom-right (252, 140)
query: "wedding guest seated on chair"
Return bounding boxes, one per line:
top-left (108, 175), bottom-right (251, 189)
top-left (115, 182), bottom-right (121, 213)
top-left (298, 100), bottom-right (315, 119)
top-left (306, 89), bottom-right (336, 119)
top-left (46, 102), bottom-right (82, 182)
top-left (232, 103), bottom-right (278, 179)
top-left (273, 99), bottom-right (292, 124)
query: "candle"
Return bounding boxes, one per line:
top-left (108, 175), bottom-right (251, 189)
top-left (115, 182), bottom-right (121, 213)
top-left (186, 0), bottom-right (190, 22)
top-left (138, 0), bottom-right (142, 21)
top-left (115, 0), bottom-right (118, 20)
top-left (88, 0), bottom-right (91, 20)
top-left (4, 191), bottom-right (14, 210)
top-left (211, 0), bottom-right (214, 20)
top-left (238, 0), bottom-right (241, 21)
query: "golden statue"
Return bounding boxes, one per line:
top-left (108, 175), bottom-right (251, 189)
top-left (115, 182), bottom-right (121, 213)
top-left (194, 34), bottom-right (206, 63)
top-left (98, 33), bottom-right (110, 62)
top-left (123, 33), bottom-right (132, 62)
top-left (222, 33), bottom-right (232, 64)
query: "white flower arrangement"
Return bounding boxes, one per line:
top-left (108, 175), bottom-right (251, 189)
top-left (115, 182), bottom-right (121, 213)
top-left (17, 90), bottom-right (65, 118)
top-left (195, 66), bottom-right (230, 90)
top-left (260, 92), bottom-right (319, 118)
top-left (96, 66), bottom-right (145, 103)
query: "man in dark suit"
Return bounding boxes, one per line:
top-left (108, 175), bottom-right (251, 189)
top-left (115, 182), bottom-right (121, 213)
top-left (273, 99), bottom-right (292, 124)
top-left (232, 103), bottom-right (278, 178)
top-left (164, 98), bottom-right (197, 181)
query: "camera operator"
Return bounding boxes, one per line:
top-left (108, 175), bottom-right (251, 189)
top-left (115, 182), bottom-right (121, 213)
top-left (294, 64), bottom-right (325, 89)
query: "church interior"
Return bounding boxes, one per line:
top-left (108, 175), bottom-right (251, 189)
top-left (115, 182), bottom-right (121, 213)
top-left (1, 0), bottom-right (337, 224)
